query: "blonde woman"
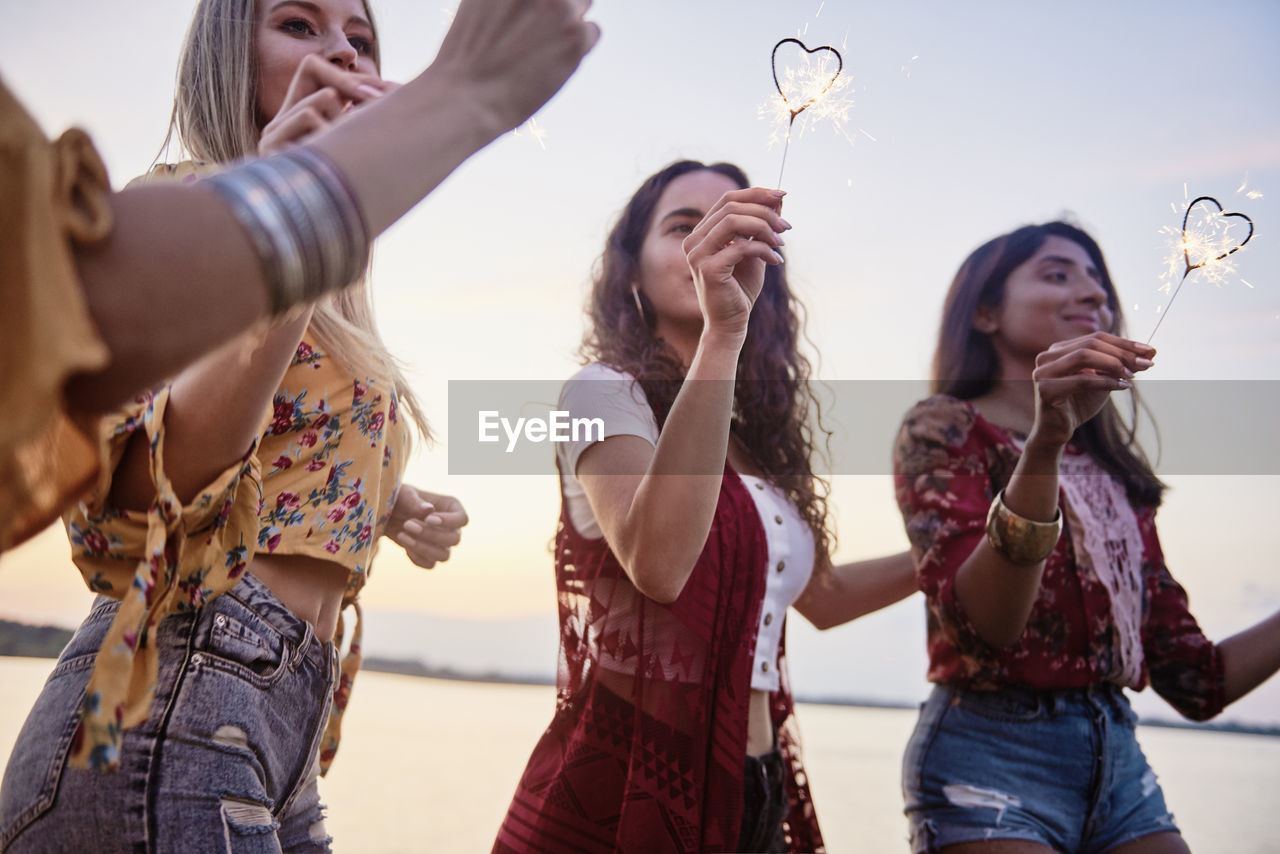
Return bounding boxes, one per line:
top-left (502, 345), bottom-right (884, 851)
top-left (0, 0), bottom-right (597, 555)
top-left (0, 0), bottom-right (598, 849)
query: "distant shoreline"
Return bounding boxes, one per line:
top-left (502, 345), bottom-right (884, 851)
top-left (358, 656), bottom-right (1280, 740)
top-left (4, 619), bottom-right (1277, 739)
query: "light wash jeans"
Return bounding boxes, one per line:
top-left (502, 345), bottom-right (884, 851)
top-left (1, 573), bottom-right (336, 853)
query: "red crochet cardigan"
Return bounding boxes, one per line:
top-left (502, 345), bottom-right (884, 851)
top-left (494, 464), bottom-right (824, 853)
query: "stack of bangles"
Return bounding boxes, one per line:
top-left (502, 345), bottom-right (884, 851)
top-left (202, 146), bottom-right (369, 314)
top-left (985, 489), bottom-right (1062, 565)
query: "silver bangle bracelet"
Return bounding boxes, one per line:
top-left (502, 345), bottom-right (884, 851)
top-left (203, 146), bottom-right (370, 314)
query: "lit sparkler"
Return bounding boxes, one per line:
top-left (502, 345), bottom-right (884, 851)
top-left (1148, 194), bottom-right (1255, 343)
top-left (763, 38), bottom-right (850, 189)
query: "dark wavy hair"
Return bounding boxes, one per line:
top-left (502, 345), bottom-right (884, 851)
top-left (581, 160), bottom-right (834, 563)
top-left (932, 221), bottom-right (1166, 507)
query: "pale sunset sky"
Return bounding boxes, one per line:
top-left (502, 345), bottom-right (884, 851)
top-left (2, 0), bottom-right (1278, 723)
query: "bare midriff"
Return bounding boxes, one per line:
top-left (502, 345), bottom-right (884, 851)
top-left (248, 553), bottom-right (350, 641)
top-left (746, 689), bottom-right (774, 756)
top-left (728, 443), bottom-right (778, 759)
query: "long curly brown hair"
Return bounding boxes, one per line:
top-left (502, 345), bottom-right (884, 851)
top-left (581, 160), bottom-right (834, 565)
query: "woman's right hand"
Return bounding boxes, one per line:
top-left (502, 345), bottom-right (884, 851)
top-left (682, 187), bottom-right (789, 342)
top-left (1029, 331), bottom-right (1155, 449)
top-left (258, 54), bottom-right (392, 156)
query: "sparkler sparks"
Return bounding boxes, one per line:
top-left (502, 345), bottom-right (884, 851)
top-left (512, 117), bottom-right (549, 150)
top-left (1236, 176), bottom-right (1264, 200)
top-left (761, 38), bottom-right (852, 188)
top-left (1148, 193), bottom-right (1255, 343)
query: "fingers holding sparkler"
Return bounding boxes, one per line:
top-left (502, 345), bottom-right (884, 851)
top-left (683, 188), bottom-right (790, 336)
top-left (1031, 332), bottom-right (1157, 447)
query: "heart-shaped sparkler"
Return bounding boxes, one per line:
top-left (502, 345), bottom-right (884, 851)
top-left (771, 38), bottom-right (843, 122)
top-left (1182, 195), bottom-right (1254, 275)
top-left (769, 37), bottom-right (845, 188)
top-left (1147, 194), bottom-right (1256, 343)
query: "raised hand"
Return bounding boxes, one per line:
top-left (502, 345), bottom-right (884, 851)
top-left (259, 54), bottom-right (394, 156)
top-left (432, 0), bottom-right (600, 137)
top-left (1030, 331), bottom-right (1155, 447)
top-left (681, 187), bottom-right (789, 341)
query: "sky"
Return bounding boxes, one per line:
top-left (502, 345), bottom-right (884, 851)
top-left (2, 0), bottom-right (1279, 724)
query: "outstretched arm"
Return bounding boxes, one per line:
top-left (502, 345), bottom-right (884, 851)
top-left (794, 551), bottom-right (917, 630)
top-left (1220, 610), bottom-right (1280, 706)
top-left (64, 0), bottom-right (599, 413)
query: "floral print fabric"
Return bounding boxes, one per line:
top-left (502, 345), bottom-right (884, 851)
top-left (62, 334), bottom-right (408, 774)
top-left (257, 338), bottom-right (405, 576)
top-left (257, 336), bottom-right (408, 772)
top-left (58, 158), bottom-right (410, 776)
top-left (892, 394), bottom-right (1225, 721)
top-left (64, 388), bottom-right (261, 770)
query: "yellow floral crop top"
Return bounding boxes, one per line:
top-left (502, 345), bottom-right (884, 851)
top-left (259, 337), bottom-right (410, 771)
top-left (258, 335), bottom-right (409, 577)
top-left (59, 159), bottom-right (411, 773)
top-left (63, 332), bottom-right (409, 773)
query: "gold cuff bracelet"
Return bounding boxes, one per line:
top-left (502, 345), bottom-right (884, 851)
top-left (985, 488), bottom-right (1062, 565)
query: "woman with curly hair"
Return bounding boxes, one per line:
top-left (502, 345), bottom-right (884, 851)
top-left (893, 221), bottom-right (1280, 853)
top-left (493, 160), bottom-right (916, 854)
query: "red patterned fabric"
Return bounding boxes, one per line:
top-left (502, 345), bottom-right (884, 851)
top-left (893, 395), bottom-right (1225, 721)
top-left (494, 465), bottom-right (823, 853)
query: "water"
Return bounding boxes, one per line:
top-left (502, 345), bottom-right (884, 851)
top-left (1, 657), bottom-right (1276, 851)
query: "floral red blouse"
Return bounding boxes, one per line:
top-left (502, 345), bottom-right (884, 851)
top-left (892, 395), bottom-right (1225, 722)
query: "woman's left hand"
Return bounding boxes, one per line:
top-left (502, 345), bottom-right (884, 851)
top-left (384, 486), bottom-right (468, 568)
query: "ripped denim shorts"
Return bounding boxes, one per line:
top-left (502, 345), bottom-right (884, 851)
top-left (0, 573), bottom-right (337, 853)
top-left (902, 683), bottom-right (1180, 854)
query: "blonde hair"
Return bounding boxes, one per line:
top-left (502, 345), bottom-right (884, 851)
top-left (162, 0), bottom-right (430, 441)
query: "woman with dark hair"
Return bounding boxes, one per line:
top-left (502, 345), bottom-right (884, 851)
top-left (493, 160), bottom-right (916, 854)
top-left (894, 221), bottom-right (1280, 853)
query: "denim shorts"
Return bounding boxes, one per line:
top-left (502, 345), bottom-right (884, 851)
top-left (0, 573), bottom-right (337, 853)
top-left (902, 683), bottom-right (1181, 854)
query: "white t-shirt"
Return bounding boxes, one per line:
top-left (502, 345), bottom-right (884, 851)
top-left (557, 363), bottom-right (815, 691)
top-left (557, 363), bottom-right (661, 539)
